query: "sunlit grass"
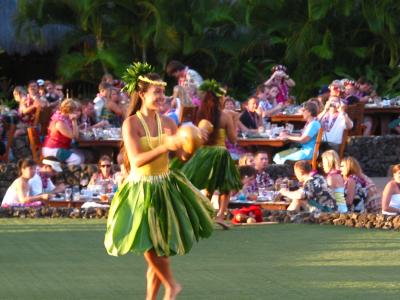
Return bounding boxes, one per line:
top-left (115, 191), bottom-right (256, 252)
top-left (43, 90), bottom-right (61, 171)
top-left (1, 221), bottom-right (399, 299)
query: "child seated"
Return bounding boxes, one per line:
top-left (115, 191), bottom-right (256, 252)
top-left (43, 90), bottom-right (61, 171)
top-left (321, 150), bottom-right (347, 213)
top-left (279, 160), bottom-right (336, 212)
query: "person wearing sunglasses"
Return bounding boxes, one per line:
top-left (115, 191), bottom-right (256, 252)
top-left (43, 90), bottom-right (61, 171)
top-left (88, 155), bottom-right (115, 188)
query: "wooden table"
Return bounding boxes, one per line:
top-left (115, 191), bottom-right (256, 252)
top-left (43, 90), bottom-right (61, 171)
top-left (77, 139), bottom-right (121, 148)
top-left (270, 114), bottom-right (305, 123)
top-left (237, 137), bottom-right (288, 157)
top-left (364, 106), bottom-right (400, 135)
top-left (77, 139), bottom-right (121, 161)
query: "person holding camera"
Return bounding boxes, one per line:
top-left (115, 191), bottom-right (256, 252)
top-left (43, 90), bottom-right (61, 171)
top-left (318, 96), bottom-right (353, 153)
top-left (264, 65), bottom-right (295, 104)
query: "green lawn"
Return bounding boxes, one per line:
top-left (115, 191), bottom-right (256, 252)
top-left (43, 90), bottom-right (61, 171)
top-left (1, 219), bottom-right (400, 300)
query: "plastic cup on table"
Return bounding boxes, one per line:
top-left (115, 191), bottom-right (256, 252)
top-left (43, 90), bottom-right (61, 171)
top-left (64, 187), bottom-right (72, 202)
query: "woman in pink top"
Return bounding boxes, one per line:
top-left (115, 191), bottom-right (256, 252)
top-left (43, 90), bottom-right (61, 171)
top-left (264, 65), bottom-right (295, 104)
top-left (42, 99), bottom-right (83, 165)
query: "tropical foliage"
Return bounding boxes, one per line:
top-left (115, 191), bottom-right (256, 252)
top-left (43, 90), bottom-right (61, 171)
top-left (13, 0), bottom-right (400, 100)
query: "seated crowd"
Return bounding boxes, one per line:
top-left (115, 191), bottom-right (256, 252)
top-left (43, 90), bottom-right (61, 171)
top-left (0, 60), bottom-right (398, 216)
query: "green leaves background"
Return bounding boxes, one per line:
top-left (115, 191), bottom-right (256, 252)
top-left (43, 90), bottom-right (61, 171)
top-left (13, 0), bottom-right (400, 100)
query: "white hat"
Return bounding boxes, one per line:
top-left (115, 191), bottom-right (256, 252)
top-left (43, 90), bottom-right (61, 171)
top-left (37, 79), bottom-right (45, 86)
top-left (42, 159), bottom-right (62, 172)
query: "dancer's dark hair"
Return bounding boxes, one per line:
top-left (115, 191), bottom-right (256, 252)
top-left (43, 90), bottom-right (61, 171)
top-left (196, 90), bottom-right (221, 145)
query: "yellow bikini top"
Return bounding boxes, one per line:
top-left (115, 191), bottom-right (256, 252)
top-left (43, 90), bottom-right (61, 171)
top-left (133, 112), bottom-right (168, 176)
top-left (214, 128), bottom-right (226, 147)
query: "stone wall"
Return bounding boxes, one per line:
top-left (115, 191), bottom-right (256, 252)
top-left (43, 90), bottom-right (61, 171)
top-left (344, 135), bottom-right (400, 177)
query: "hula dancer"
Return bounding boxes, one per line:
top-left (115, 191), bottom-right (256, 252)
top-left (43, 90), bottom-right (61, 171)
top-left (104, 63), bottom-right (214, 300)
top-left (182, 80), bottom-right (242, 228)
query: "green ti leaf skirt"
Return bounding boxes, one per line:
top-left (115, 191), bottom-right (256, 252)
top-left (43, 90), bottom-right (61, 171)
top-left (104, 170), bottom-right (215, 257)
top-left (182, 146), bottom-right (242, 195)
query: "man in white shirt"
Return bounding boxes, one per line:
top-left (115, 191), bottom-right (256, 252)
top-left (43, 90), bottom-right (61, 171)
top-left (29, 157), bottom-right (65, 195)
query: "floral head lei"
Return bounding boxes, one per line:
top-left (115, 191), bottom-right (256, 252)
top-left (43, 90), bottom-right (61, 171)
top-left (271, 64), bottom-right (287, 73)
top-left (122, 62), bottom-right (166, 94)
top-left (199, 79), bottom-right (226, 98)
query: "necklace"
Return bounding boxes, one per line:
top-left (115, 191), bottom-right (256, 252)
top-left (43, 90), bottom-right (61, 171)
top-left (322, 112), bottom-right (339, 132)
top-left (136, 111), bottom-right (162, 149)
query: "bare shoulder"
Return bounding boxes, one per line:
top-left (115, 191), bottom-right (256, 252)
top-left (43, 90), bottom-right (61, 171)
top-left (123, 115), bottom-right (139, 129)
top-left (220, 111), bottom-right (229, 126)
top-left (386, 180), bottom-right (397, 190)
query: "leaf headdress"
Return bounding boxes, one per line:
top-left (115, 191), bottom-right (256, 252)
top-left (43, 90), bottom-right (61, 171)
top-left (122, 62), bottom-right (166, 94)
top-left (199, 79), bottom-right (227, 98)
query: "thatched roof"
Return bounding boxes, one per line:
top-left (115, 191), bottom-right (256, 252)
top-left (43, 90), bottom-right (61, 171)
top-left (0, 0), bottom-right (72, 55)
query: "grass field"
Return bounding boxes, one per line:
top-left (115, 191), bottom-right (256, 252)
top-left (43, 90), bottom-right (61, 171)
top-left (1, 219), bottom-right (400, 300)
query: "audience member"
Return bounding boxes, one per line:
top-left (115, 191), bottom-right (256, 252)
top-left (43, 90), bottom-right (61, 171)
top-left (264, 65), bottom-right (295, 104)
top-left (279, 160), bottom-right (336, 212)
top-left (381, 164), bottom-right (400, 215)
top-left (99, 87), bottom-right (124, 126)
top-left (172, 85), bottom-right (192, 106)
top-left (44, 81), bottom-right (61, 108)
top-left (159, 96), bottom-right (182, 125)
top-left (54, 83), bottom-right (64, 100)
top-left (273, 101), bottom-right (321, 164)
top-left (321, 150), bottom-right (347, 213)
top-left (237, 165), bottom-right (258, 196)
top-left (113, 151), bottom-right (127, 187)
top-left (93, 82), bottom-right (112, 121)
top-left (328, 80), bottom-right (344, 99)
top-left (318, 96), bottom-right (353, 152)
top-left (78, 101), bottom-right (109, 130)
top-left (240, 96), bottom-right (262, 130)
top-left (18, 81), bottom-right (42, 127)
top-left (29, 156), bottom-right (65, 195)
top-left (342, 80), bottom-right (360, 105)
top-left (1, 159), bottom-right (50, 207)
top-left (166, 60), bottom-right (203, 90)
top-left (88, 155), bottom-right (115, 188)
top-left (257, 84), bottom-right (283, 119)
top-left (13, 86), bottom-right (29, 136)
top-left (356, 77), bottom-right (378, 102)
top-left (238, 153), bottom-right (255, 167)
top-left (254, 151), bottom-right (274, 189)
top-left (101, 73), bottom-right (114, 85)
top-left (42, 99), bottom-right (83, 165)
top-left (340, 156), bottom-right (368, 212)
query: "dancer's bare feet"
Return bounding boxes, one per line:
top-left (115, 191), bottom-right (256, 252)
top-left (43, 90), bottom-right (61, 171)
top-left (215, 216), bottom-right (230, 230)
top-left (164, 283), bottom-right (182, 300)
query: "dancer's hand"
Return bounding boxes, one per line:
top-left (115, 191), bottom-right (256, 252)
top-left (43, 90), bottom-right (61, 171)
top-left (164, 135), bottom-right (181, 151)
top-left (199, 128), bottom-right (209, 143)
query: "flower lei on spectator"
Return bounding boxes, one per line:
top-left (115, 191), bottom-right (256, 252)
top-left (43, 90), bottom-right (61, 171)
top-left (199, 79), bottom-right (227, 98)
top-left (51, 110), bottom-right (72, 129)
top-left (321, 112), bottom-right (339, 132)
top-left (121, 62), bottom-right (166, 94)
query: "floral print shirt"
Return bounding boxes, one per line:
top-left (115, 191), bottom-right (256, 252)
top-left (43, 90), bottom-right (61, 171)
top-left (303, 174), bottom-right (337, 212)
top-left (345, 174), bottom-right (367, 212)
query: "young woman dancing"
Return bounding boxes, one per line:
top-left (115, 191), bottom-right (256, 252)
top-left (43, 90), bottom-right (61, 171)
top-left (181, 80), bottom-right (242, 227)
top-left (104, 63), bottom-right (214, 300)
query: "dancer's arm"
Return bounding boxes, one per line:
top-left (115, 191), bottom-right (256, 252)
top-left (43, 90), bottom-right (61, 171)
top-left (162, 115), bottom-right (192, 161)
top-left (223, 111), bottom-right (237, 144)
